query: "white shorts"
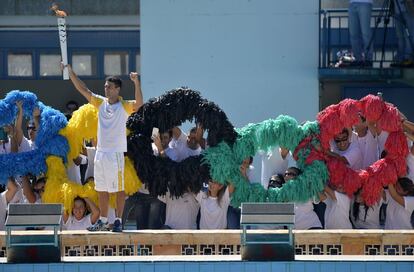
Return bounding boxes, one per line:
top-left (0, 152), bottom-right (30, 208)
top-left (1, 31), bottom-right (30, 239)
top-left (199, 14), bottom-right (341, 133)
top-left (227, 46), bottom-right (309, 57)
top-left (94, 151), bottom-right (125, 193)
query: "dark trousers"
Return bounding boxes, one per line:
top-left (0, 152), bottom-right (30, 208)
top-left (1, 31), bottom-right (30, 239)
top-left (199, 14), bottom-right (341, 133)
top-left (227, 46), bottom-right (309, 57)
top-left (122, 192), bottom-right (165, 229)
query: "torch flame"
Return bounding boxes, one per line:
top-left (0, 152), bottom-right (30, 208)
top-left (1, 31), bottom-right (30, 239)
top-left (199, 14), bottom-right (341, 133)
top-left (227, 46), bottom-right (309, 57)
top-left (50, 2), bottom-right (67, 17)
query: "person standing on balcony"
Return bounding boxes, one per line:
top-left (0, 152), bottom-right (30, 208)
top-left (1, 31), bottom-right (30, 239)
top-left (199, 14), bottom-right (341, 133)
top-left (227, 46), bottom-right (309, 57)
top-left (63, 63), bottom-right (143, 232)
top-left (391, 0), bottom-right (414, 67)
top-left (348, 0), bottom-right (374, 66)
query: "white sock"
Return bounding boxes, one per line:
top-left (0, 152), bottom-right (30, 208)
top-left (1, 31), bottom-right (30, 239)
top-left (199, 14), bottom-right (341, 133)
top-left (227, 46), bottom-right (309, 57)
top-left (115, 217), bottom-right (122, 223)
top-left (100, 216), bottom-right (108, 223)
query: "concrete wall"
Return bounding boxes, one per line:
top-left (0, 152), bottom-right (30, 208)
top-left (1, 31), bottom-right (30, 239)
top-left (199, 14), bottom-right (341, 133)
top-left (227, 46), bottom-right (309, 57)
top-left (141, 0), bottom-right (320, 127)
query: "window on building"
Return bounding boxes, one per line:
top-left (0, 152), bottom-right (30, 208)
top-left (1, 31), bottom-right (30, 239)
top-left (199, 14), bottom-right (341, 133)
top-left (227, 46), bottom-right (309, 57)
top-left (136, 53), bottom-right (140, 75)
top-left (72, 52), bottom-right (97, 76)
top-left (104, 51), bottom-right (129, 76)
top-left (8, 53), bottom-right (33, 76)
top-left (40, 54), bottom-right (61, 76)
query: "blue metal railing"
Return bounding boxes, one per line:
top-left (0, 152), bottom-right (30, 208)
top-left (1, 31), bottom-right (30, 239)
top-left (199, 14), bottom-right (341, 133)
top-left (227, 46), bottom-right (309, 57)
top-left (319, 7), bottom-right (398, 68)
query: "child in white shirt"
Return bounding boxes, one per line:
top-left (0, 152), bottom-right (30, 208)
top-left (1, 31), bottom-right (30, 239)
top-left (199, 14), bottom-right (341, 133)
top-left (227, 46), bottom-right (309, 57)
top-left (63, 197), bottom-right (100, 230)
top-left (384, 177), bottom-right (414, 229)
top-left (321, 185), bottom-right (353, 229)
top-left (197, 180), bottom-right (234, 229)
top-left (351, 189), bottom-right (383, 229)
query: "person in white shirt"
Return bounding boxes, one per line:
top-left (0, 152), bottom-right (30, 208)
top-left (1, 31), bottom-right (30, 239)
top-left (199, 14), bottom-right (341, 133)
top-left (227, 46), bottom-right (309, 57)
top-left (63, 197), bottom-right (100, 230)
top-left (64, 63), bottom-right (143, 232)
top-left (321, 185), bottom-right (353, 229)
top-left (227, 156), bottom-right (254, 229)
top-left (384, 177), bottom-right (414, 229)
top-left (260, 147), bottom-right (290, 189)
top-left (170, 127), bottom-right (203, 162)
top-left (351, 189), bottom-right (383, 229)
top-left (159, 191), bottom-right (200, 229)
top-left (122, 131), bottom-right (173, 230)
top-left (197, 180), bottom-right (234, 229)
top-left (284, 167), bottom-right (322, 230)
top-left (330, 128), bottom-right (363, 170)
top-left (0, 178), bottom-right (19, 230)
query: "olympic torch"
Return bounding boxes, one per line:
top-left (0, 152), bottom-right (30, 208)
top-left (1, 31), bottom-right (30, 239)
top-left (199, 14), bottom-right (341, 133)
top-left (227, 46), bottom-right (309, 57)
top-left (51, 3), bottom-right (69, 80)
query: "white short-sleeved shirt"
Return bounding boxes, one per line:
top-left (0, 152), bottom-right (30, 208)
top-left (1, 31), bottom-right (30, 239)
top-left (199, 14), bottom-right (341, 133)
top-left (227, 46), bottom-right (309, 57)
top-left (324, 191), bottom-right (353, 229)
top-left (151, 143), bottom-right (178, 162)
top-left (406, 152), bottom-right (414, 182)
top-left (85, 146), bottom-right (96, 179)
top-left (63, 214), bottom-right (92, 230)
top-left (351, 199), bottom-right (382, 229)
top-left (260, 147), bottom-right (289, 189)
top-left (159, 192), bottom-right (199, 229)
top-left (352, 130), bottom-right (380, 169)
top-left (0, 192), bottom-right (8, 231)
top-left (196, 187), bottom-right (230, 229)
top-left (385, 190), bottom-right (414, 229)
top-left (91, 94), bottom-right (135, 153)
top-left (0, 136), bottom-right (32, 155)
top-left (294, 200), bottom-right (322, 230)
top-left (377, 131), bottom-right (389, 156)
top-left (169, 132), bottom-right (202, 162)
top-left (332, 140), bottom-right (363, 170)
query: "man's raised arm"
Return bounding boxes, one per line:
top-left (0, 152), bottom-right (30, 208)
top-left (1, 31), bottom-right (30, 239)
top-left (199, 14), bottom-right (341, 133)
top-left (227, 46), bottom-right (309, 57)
top-left (129, 72), bottom-right (143, 111)
top-left (62, 63), bottom-right (94, 102)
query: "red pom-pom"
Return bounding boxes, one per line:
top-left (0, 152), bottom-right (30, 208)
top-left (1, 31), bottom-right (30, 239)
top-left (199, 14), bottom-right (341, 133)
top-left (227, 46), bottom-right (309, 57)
top-left (339, 99), bottom-right (360, 128)
top-left (317, 104), bottom-right (343, 149)
top-left (367, 158), bottom-right (398, 186)
top-left (385, 131), bottom-right (409, 158)
top-left (326, 157), bottom-right (348, 187)
top-left (342, 168), bottom-right (364, 197)
top-left (377, 104), bottom-right (402, 132)
top-left (392, 156), bottom-right (407, 177)
top-left (361, 176), bottom-right (384, 206)
top-left (360, 94), bottom-right (384, 122)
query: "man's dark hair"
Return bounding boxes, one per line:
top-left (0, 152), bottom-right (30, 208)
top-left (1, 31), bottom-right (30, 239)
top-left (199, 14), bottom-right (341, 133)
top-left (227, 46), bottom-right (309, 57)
top-left (340, 128), bottom-right (349, 137)
top-left (65, 100), bottom-right (79, 110)
top-left (287, 166), bottom-right (302, 176)
top-left (105, 76), bottom-right (122, 88)
top-left (189, 127), bottom-right (197, 134)
top-left (268, 174), bottom-right (285, 189)
top-left (398, 177), bottom-right (414, 196)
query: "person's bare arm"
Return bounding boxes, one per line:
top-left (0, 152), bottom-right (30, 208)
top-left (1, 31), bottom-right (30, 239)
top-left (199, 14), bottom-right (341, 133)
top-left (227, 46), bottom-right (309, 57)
top-left (63, 211), bottom-right (69, 224)
top-left (152, 134), bottom-right (166, 157)
top-left (22, 176), bottom-right (36, 203)
top-left (14, 101), bottom-right (24, 146)
top-left (324, 185), bottom-right (337, 201)
top-left (63, 64), bottom-right (94, 102)
top-left (228, 182), bottom-right (235, 196)
top-left (280, 147), bottom-right (289, 160)
top-left (172, 127), bottom-right (182, 140)
top-left (129, 72), bottom-right (143, 112)
top-left (5, 178), bottom-right (18, 203)
top-left (326, 150), bottom-right (349, 165)
top-left (9, 126), bottom-right (18, 153)
top-left (195, 125), bottom-right (206, 149)
top-left (388, 183), bottom-right (405, 207)
top-left (84, 197), bottom-right (100, 224)
top-left (32, 107), bottom-right (40, 131)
